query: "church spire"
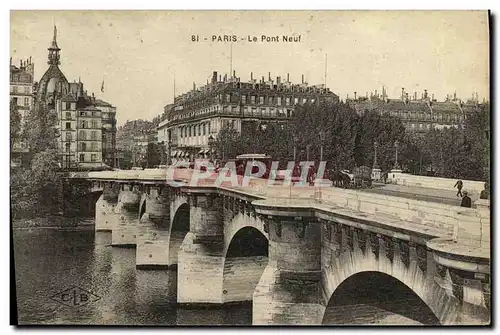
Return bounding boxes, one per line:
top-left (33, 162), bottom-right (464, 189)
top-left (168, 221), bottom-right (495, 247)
top-left (48, 25), bottom-right (61, 66)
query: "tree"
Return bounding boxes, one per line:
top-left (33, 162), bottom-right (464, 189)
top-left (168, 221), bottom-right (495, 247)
top-left (23, 101), bottom-right (59, 154)
top-left (10, 99), bottom-right (21, 151)
top-left (213, 124), bottom-right (242, 160)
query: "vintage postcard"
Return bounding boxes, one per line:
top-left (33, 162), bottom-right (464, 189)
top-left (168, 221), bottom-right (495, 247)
top-left (10, 10), bottom-right (490, 326)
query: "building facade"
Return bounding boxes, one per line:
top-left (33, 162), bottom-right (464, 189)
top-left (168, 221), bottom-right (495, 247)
top-left (34, 26), bottom-right (117, 170)
top-left (161, 71), bottom-right (338, 162)
top-left (348, 87), bottom-right (481, 133)
top-left (10, 57), bottom-right (35, 167)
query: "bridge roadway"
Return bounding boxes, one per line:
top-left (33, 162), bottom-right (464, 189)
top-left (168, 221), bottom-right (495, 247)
top-left (78, 168), bottom-right (490, 325)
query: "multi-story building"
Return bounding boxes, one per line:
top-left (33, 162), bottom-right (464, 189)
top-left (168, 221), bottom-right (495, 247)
top-left (348, 87), bottom-right (481, 134)
top-left (95, 99), bottom-right (117, 167)
top-left (10, 57), bottom-right (34, 167)
top-left (34, 26), bottom-right (116, 170)
top-left (161, 71), bottom-right (338, 161)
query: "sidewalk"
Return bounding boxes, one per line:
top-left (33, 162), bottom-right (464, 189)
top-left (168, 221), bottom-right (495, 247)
top-left (361, 183), bottom-right (478, 206)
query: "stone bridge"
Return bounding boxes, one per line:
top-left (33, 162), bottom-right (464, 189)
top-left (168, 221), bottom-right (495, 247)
top-left (77, 168), bottom-right (490, 325)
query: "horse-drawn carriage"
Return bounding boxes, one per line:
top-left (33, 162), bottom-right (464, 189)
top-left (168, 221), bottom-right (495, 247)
top-left (352, 165), bottom-right (372, 188)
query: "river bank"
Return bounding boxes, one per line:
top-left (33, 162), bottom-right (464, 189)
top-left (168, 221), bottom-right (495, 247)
top-left (12, 216), bottom-right (95, 230)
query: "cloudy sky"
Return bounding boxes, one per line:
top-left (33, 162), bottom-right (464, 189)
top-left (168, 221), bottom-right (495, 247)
top-left (10, 10), bottom-right (489, 125)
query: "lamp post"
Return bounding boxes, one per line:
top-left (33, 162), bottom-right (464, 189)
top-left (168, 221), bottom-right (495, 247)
top-left (319, 131), bottom-right (325, 162)
top-left (393, 140), bottom-right (400, 170)
top-left (293, 136), bottom-right (299, 162)
top-left (208, 135), bottom-right (214, 162)
top-left (372, 141), bottom-right (381, 181)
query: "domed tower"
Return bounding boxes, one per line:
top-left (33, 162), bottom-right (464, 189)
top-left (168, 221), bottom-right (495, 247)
top-left (37, 25), bottom-right (69, 106)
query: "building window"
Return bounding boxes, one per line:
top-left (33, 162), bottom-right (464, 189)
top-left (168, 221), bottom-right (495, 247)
top-left (66, 112), bottom-right (71, 119)
top-left (277, 97), bottom-right (282, 106)
top-left (203, 124), bottom-right (206, 135)
top-left (208, 123), bottom-right (211, 134)
top-left (81, 142), bottom-right (87, 151)
top-left (24, 86), bottom-right (29, 94)
top-left (13, 86), bottom-right (17, 93)
top-left (294, 97), bottom-right (299, 105)
top-left (81, 121), bottom-right (87, 129)
top-left (269, 96), bottom-right (274, 104)
top-left (79, 154), bottom-right (85, 162)
top-left (302, 98), bottom-right (307, 104)
top-left (65, 143), bottom-right (70, 152)
top-left (286, 97), bottom-right (290, 106)
top-left (311, 98), bottom-right (315, 103)
top-left (79, 130), bottom-right (86, 140)
top-left (92, 121), bottom-right (98, 129)
top-left (231, 120), bottom-right (235, 129)
top-left (80, 112), bottom-right (85, 116)
top-left (250, 95), bottom-right (256, 104)
top-left (65, 102), bottom-right (71, 110)
top-left (189, 126), bottom-right (192, 137)
top-left (91, 131), bottom-right (97, 140)
top-left (241, 95), bottom-right (246, 104)
top-left (24, 98), bottom-right (29, 106)
top-left (91, 154), bottom-right (97, 162)
top-left (226, 94), bottom-right (231, 102)
top-left (259, 96), bottom-right (264, 104)
top-left (91, 142), bottom-right (97, 151)
top-left (66, 122), bottom-right (71, 130)
top-left (66, 132), bottom-right (72, 141)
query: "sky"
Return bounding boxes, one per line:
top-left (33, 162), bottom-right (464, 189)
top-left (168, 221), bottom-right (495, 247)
top-left (10, 10), bottom-right (489, 126)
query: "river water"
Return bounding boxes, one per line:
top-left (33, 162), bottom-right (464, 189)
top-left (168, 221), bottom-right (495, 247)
top-left (13, 219), bottom-right (431, 326)
top-left (13, 222), bottom-right (251, 325)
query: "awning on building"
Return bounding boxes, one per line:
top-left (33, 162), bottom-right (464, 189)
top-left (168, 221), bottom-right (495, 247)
top-left (171, 150), bottom-right (178, 157)
top-left (198, 149), bottom-right (204, 154)
top-left (203, 149), bottom-right (210, 154)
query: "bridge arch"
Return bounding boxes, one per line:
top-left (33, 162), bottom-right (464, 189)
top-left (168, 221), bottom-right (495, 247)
top-left (169, 202), bottom-right (190, 266)
top-left (321, 247), bottom-right (460, 325)
top-left (222, 213), bottom-right (269, 303)
top-left (322, 271), bottom-right (440, 325)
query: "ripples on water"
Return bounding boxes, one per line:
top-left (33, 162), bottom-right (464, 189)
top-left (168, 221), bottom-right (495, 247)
top-left (13, 222), bottom-right (251, 325)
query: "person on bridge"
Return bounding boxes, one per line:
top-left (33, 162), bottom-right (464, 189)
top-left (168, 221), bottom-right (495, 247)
top-left (480, 182), bottom-right (490, 200)
top-left (454, 180), bottom-right (464, 197)
top-left (460, 191), bottom-right (472, 208)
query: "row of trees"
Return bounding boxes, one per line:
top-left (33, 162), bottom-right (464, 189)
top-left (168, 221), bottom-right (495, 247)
top-left (213, 101), bottom-right (490, 181)
top-left (11, 101), bottom-right (63, 218)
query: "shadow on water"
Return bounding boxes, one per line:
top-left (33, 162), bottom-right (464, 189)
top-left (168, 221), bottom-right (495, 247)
top-left (13, 224), bottom-right (252, 325)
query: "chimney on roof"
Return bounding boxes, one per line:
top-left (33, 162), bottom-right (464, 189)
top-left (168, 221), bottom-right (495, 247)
top-left (212, 71), bottom-right (217, 83)
top-left (29, 56), bottom-right (32, 64)
top-left (276, 76), bottom-right (279, 85)
top-left (424, 89), bottom-right (428, 99)
top-left (262, 76), bottom-right (265, 83)
top-left (287, 73), bottom-right (290, 82)
top-left (233, 70), bottom-right (236, 78)
top-left (375, 89), bottom-right (378, 97)
top-left (193, 82), bottom-right (196, 90)
top-left (268, 72), bottom-right (271, 81)
top-left (354, 92), bottom-right (357, 100)
top-left (476, 92), bottom-right (479, 102)
top-left (250, 72), bottom-right (253, 81)
top-left (453, 91), bottom-right (457, 100)
top-left (302, 74), bottom-right (304, 84)
top-left (347, 94), bottom-right (349, 100)
top-left (401, 87), bottom-right (405, 100)
top-left (432, 94), bottom-right (434, 101)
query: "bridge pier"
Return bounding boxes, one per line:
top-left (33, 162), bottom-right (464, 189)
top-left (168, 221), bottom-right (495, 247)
top-left (112, 184), bottom-right (141, 247)
top-left (252, 208), bottom-right (324, 325)
top-left (177, 193), bottom-right (225, 304)
top-left (136, 185), bottom-right (171, 269)
top-left (95, 182), bottom-right (119, 232)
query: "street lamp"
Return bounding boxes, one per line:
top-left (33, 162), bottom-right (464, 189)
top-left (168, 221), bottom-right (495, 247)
top-left (319, 131), bottom-right (325, 162)
top-left (393, 140), bottom-right (400, 170)
top-left (293, 136), bottom-right (299, 162)
top-left (208, 135), bottom-right (214, 162)
top-left (373, 141), bottom-right (379, 169)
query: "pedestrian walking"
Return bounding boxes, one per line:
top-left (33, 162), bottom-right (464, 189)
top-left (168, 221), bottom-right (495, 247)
top-left (454, 180), bottom-right (463, 197)
top-left (460, 191), bottom-right (472, 208)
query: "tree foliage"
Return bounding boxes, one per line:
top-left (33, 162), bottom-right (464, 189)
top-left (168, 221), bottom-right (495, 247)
top-left (10, 99), bottom-right (21, 151)
top-left (212, 101), bottom-right (490, 182)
